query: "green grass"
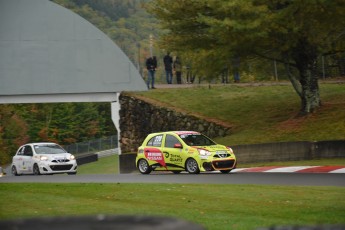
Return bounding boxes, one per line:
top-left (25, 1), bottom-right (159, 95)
top-left (2, 82), bottom-right (344, 230)
top-left (0, 183), bottom-right (344, 230)
top-left (1, 155), bottom-right (345, 230)
top-left (132, 82), bottom-right (345, 145)
top-left (77, 155), bottom-right (119, 174)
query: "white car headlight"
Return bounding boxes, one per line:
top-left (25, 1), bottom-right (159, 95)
top-left (40, 156), bottom-right (48, 161)
top-left (198, 149), bottom-right (211, 156)
top-left (70, 155), bottom-right (75, 160)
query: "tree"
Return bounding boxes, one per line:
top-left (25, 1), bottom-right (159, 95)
top-left (148, 0), bottom-right (345, 114)
top-left (0, 105), bottom-right (29, 165)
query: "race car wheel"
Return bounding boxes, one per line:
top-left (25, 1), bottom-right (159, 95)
top-left (12, 165), bottom-right (19, 176)
top-left (220, 170), bottom-right (231, 174)
top-left (138, 159), bottom-right (152, 174)
top-left (33, 164), bottom-right (41, 175)
top-left (185, 158), bottom-right (200, 174)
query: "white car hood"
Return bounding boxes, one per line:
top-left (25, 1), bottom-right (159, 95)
top-left (40, 153), bottom-right (72, 161)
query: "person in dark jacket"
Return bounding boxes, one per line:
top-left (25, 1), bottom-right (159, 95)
top-left (146, 56), bottom-right (157, 89)
top-left (163, 52), bottom-right (173, 84)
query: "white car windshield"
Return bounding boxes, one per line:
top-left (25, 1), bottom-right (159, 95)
top-left (179, 134), bottom-right (216, 146)
top-left (34, 145), bottom-right (67, 154)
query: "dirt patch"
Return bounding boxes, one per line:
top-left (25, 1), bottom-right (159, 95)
top-left (277, 116), bottom-right (307, 132)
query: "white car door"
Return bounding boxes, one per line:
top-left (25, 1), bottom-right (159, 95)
top-left (13, 147), bottom-right (25, 173)
top-left (22, 145), bottom-right (34, 173)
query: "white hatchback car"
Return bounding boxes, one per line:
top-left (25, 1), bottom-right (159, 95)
top-left (11, 142), bottom-right (77, 176)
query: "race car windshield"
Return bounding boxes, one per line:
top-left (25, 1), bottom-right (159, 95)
top-left (34, 145), bottom-right (67, 154)
top-left (179, 134), bottom-right (216, 146)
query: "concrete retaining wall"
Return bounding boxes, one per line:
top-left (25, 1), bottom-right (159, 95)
top-left (76, 153), bottom-right (98, 166)
top-left (233, 140), bottom-right (345, 165)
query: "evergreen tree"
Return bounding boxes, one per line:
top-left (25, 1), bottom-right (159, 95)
top-left (148, 0), bottom-right (345, 114)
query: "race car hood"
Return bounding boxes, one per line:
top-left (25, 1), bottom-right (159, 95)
top-left (37, 153), bottom-right (74, 162)
top-left (190, 144), bottom-right (234, 159)
top-left (193, 144), bottom-right (231, 153)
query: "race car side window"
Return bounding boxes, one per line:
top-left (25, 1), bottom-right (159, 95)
top-left (24, 146), bottom-right (33, 156)
top-left (17, 147), bottom-right (25, 156)
top-left (165, 134), bottom-right (181, 148)
top-left (147, 135), bottom-right (163, 147)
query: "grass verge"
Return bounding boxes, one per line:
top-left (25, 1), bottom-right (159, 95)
top-left (0, 183), bottom-right (344, 230)
top-left (77, 155), bottom-right (119, 174)
top-left (2, 156), bottom-right (345, 230)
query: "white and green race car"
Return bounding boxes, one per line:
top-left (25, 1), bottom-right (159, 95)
top-left (136, 131), bottom-right (237, 174)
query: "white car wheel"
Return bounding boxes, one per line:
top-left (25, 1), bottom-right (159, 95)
top-left (33, 164), bottom-right (41, 175)
top-left (185, 158), bottom-right (200, 174)
top-left (11, 165), bottom-right (19, 176)
top-left (138, 159), bottom-right (152, 174)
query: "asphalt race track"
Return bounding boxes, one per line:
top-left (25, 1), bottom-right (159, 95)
top-left (1, 172), bottom-right (344, 186)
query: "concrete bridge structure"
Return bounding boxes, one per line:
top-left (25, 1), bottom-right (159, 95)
top-left (0, 0), bottom-right (147, 155)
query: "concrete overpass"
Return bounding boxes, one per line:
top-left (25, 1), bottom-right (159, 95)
top-left (0, 0), bottom-right (147, 155)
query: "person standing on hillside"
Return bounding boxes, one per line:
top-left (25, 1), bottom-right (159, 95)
top-left (146, 56), bottom-right (157, 89)
top-left (174, 56), bottom-right (182, 84)
top-left (163, 52), bottom-right (173, 84)
top-left (185, 63), bottom-right (195, 84)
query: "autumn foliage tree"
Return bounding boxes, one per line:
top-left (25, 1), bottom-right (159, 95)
top-left (148, 0), bottom-right (345, 115)
top-left (0, 105), bottom-right (29, 165)
top-left (0, 103), bottom-right (115, 165)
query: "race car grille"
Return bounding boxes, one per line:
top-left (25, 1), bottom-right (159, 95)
top-left (49, 164), bottom-right (73, 171)
top-left (212, 160), bottom-right (235, 169)
top-left (52, 159), bottom-right (70, 163)
top-left (214, 152), bottom-right (231, 158)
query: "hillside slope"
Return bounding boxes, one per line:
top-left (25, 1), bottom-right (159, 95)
top-left (131, 81), bottom-right (345, 145)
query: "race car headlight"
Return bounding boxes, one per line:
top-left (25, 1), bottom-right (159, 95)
top-left (40, 156), bottom-right (48, 161)
top-left (227, 147), bottom-right (234, 154)
top-left (198, 149), bottom-right (211, 156)
top-left (70, 155), bottom-right (76, 160)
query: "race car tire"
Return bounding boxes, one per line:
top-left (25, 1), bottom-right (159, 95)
top-left (220, 170), bottom-right (231, 174)
top-left (185, 158), bottom-right (200, 174)
top-left (11, 165), bottom-right (20, 176)
top-left (33, 164), bottom-right (41, 175)
top-left (138, 159), bottom-right (152, 174)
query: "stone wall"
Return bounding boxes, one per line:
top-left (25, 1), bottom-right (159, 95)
top-left (119, 94), bottom-right (232, 153)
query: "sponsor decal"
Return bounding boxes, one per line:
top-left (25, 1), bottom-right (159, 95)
top-left (169, 154), bottom-right (183, 163)
top-left (144, 148), bottom-right (166, 167)
top-left (175, 131), bottom-right (199, 136)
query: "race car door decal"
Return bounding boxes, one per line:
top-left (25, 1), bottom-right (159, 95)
top-left (144, 147), bottom-right (166, 167)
